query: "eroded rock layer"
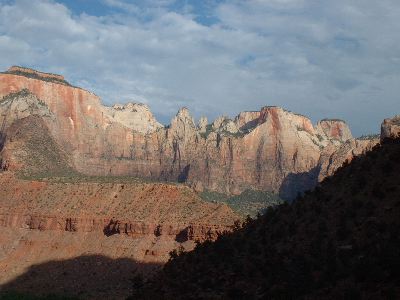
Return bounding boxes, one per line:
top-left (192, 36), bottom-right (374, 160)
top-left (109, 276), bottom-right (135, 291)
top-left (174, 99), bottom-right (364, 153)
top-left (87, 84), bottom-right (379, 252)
top-left (0, 172), bottom-right (238, 298)
top-left (0, 66), bottom-right (388, 299)
top-left (0, 67), bottom-right (378, 199)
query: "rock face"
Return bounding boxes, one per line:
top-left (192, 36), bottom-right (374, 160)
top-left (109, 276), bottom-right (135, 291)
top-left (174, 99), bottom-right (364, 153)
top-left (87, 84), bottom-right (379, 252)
top-left (104, 102), bottom-right (163, 134)
top-left (0, 66), bottom-right (388, 299)
top-left (317, 138), bottom-right (379, 182)
top-left (381, 115), bottom-right (400, 141)
top-left (0, 67), bottom-right (379, 199)
top-left (139, 135), bottom-right (400, 300)
top-left (0, 172), bottom-right (238, 299)
top-left (0, 172), bottom-right (237, 260)
top-left (212, 116), bottom-right (239, 134)
top-left (198, 116), bottom-right (208, 133)
top-left (0, 174), bottom-right (237, 241)
top-left (0, 86), bottom-right (240, 299)
top-left (315, 119), bottom-right (353, 144)
top-left (234, 111), bottom-right (260, 131)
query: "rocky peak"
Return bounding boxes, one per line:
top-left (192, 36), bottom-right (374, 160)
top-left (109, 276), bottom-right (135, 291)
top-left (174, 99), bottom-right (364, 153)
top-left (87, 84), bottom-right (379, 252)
top-left (234, 111), bottom-right (260, 131)
top-left (212, 116), bottom-right (228, 130)
top-left (315, 119), bottom-right (352, 143)
top-left (211, 116), bottom-right (239, 134)
top-left (221, 119), bottom-right (239, 134)
top-left (104, 102), bottom-right (163, 134)
top-left (170, 107), bottom-right (196, 140)
top-left (258, 106), bottom-right (284, 125)
top-left (381, 115), bottom-right (400, 141)
top-left (257, 106), bottom-right (314, 134)
top-left (198, 116), bottom-right (208, 133)
top-left (172, 107), bottom-right (195, 126)
top-left (112, 102), bottom-right (151, 112)
top-left (0, 66), bottom-right (380, 202)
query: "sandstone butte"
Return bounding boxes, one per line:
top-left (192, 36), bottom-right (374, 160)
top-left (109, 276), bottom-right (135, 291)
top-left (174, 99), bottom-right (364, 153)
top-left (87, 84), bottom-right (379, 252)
top-left (0, 66), bottom-right (387, 299)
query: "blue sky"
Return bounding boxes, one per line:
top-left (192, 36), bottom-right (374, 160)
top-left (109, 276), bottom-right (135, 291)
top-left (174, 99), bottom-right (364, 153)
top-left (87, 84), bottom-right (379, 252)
top-left (0, 0), bottom-right (399, 135)
top-left (56, 0), bottom-right (224, 25)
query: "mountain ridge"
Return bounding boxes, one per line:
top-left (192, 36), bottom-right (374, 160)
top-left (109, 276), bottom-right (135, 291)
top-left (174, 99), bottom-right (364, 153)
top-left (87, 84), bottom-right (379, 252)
top-left (0, 66), bottom-right (379, 199)
top-left (0, 66), bottom-right (398, 299)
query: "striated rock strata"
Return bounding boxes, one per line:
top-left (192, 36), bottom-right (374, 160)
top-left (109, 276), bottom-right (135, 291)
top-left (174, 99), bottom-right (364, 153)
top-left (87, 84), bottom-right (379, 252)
top-left (0, 172), bottom-right (238, 297)
top-left (0, 67), bottom-right (379, 199)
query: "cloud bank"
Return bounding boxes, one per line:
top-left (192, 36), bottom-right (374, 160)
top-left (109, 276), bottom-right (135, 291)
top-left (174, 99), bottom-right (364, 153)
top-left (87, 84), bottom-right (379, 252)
top-left (0, 0), bottom-right (399, 135)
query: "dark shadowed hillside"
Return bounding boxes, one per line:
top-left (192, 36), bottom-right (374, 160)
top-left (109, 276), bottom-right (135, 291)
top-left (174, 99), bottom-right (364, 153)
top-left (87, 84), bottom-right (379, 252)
top-left (134, 136), bottom-right (400, 299)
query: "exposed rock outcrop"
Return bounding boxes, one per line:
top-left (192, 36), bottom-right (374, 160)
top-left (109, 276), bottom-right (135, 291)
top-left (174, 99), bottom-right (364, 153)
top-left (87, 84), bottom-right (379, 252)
top-left (315, 119), bottom-right (353, 144)
top-left (0, 66), bottom-right (389, 299)
top-left (169, 107), bottom-right (197, 140)
top-left (234, 111), bottom-right (260, 131)
top-left (104, 102), bottom-right (163, 134)
top-left (139, 135), bottom-right (400, 300)
top-left (212, 116), bottom-right (239, 134)
top-left (381, 115), bottom-right (400, 141)
top-left (0, 171), bottom-right (238, 289)
top-left (317, 137), bottom-right (379, 181)
top-left (0, 67), bottom-right (380, 199)
top-left (198, 116), bottom-right (208, 133)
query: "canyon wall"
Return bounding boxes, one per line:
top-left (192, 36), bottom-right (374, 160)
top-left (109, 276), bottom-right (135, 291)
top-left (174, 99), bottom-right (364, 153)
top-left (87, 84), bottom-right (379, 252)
top-left (0, 66), bottom-right (389, 299)
top-left (0, 173), bottom-right (236, 245)
top-left (0, 96), bottom-right (240, 299)
top-left (0, 67), bottom-right (379, 199)
top-left (0, 172), bottom-right (238, 297)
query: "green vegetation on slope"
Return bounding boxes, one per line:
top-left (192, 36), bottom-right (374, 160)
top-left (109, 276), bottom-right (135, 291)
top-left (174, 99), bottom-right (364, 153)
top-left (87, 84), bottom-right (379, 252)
top-left (0, 89), bottom-right (33, 105)
top-left (357, 133), bottom-right (380, 140)
top-left (199, 124), bottom-right (247, 139)
top-left (199, 124), bottom-right (214, 139)
top-left (200, 189), bottom-right (282, 217)
top-left (25, 174), bottom-right (183, 186)
top-left (320, 118), bottom-right (346, 123)
top-left (134, 136), bottom-right (400, 299)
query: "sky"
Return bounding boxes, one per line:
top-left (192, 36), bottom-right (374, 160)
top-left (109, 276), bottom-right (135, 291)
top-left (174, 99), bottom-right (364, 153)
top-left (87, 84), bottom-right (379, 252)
top-left (0, 0), bottom-right (399, 136)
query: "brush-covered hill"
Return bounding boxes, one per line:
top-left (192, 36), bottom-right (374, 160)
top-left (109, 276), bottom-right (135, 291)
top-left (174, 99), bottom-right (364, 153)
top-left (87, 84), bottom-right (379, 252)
top-left (134, 135), bottom-right (400, 299)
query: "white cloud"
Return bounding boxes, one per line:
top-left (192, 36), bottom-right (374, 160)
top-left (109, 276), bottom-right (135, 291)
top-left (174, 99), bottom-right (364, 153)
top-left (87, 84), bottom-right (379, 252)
top-left (0, 0), bottom-right (399, 135)
top-left (103, 0), bottom-right (139, 13)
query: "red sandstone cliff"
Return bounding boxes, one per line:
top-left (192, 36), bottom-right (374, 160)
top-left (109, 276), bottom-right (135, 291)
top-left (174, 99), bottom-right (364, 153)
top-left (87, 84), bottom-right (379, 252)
top-left (0, 66), bottom-right (389, 299)
top-left (0, 67), bottom-right (378, 199)
top-left (0, 107), bottom-right (239, 298)
top-left (0, 171), bottom-right (237, 290)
